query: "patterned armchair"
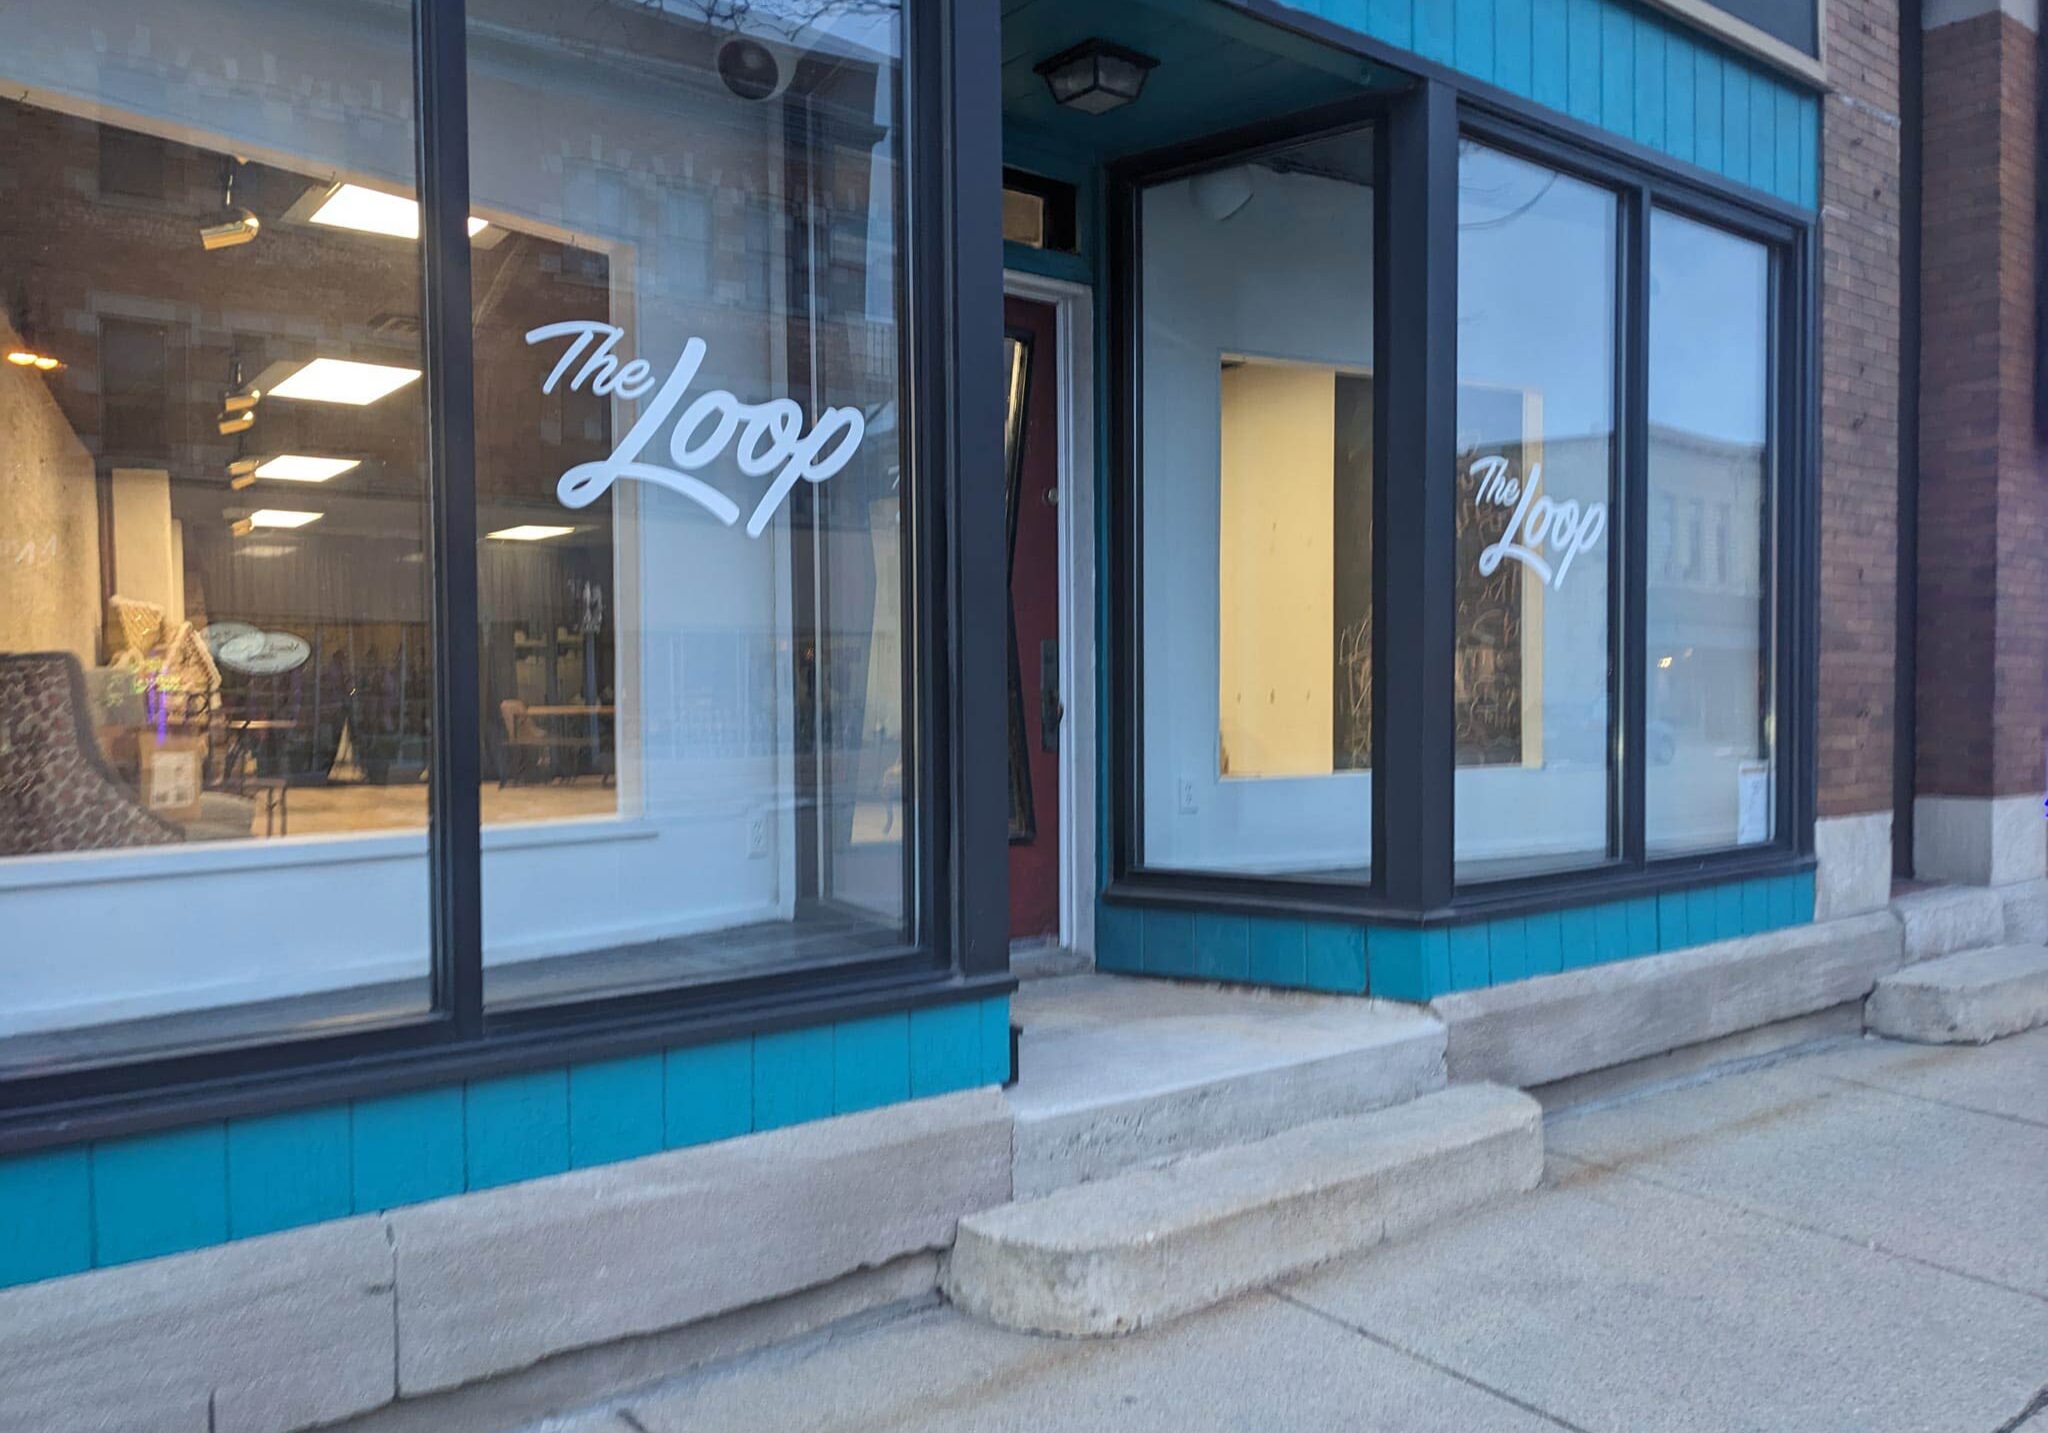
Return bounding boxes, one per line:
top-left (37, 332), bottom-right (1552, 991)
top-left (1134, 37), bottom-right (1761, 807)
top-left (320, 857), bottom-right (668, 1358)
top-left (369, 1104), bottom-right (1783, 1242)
top-left (0, 652), bottom-right (183, 856)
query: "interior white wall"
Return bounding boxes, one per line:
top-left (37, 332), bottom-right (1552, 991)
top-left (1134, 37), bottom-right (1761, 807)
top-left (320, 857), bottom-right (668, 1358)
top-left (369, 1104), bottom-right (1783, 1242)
top-left (1140, 165), bottom-right (1374, 874)
top-left (0, 0), bottom-right (901, 1033)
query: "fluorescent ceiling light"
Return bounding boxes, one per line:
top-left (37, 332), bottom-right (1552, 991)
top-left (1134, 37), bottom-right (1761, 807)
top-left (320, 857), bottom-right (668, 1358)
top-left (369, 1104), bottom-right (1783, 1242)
top-left (253, 455), bottom-right (360, 482)
top-left (307, 183), bottom-right (488, 240)
top-left (247, 509), bottom-right (324, 529)
top-left (266, 357), bottom-right (421, 406)
top-left (486, 524), bottom-right (575, 542)
top-left (235, 543), bottom-right (300, 558)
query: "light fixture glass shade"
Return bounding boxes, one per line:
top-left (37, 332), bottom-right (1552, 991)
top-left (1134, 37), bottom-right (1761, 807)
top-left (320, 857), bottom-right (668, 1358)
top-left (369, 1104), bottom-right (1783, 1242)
top-left (266, 357), bottom-right (422, 406)
top-left (308, 183), bottom-right (489, 239)
top-left (1035, 40), bottom-right (1157, 115)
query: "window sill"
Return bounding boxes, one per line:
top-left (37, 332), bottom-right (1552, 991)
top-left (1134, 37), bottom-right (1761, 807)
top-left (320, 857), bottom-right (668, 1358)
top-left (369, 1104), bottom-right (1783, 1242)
top-left (1105, 845), bottom-right (1816, 928)
top-left (0, 817), bottom-right (661, 892)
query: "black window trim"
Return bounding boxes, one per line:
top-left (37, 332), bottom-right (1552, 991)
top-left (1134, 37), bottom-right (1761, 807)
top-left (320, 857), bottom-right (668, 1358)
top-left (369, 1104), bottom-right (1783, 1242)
top-left (0, 0), bottom-right (1013, 1155)
top-left (1104, 75), bottom-right (1818, 933)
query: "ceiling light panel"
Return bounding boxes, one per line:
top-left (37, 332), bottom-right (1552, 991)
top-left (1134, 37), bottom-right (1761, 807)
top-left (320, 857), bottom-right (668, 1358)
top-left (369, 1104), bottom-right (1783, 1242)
top-left (266, 357), bottom-right (421, 406)
top-left (307, 183), bottom-right (488, 239)
top-left (253, 455), bottom-right (360, 482)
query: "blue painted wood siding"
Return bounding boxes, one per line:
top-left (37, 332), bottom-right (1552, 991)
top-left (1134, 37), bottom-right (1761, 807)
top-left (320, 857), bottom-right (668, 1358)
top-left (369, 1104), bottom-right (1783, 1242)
top-left (0, 995), bottom-right (1010, 1291)
top-left (1098, 871), bottom-right (1815, 999)
top-left (1274, 0), bottom-right (1818, 206)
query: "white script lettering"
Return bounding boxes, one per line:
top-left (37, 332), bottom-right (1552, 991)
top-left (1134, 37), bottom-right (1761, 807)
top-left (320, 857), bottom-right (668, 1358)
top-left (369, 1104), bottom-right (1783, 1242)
top-left (1471, 455), bottom-right (1607, 589)
top-left (525, 321), bottom-right (866, 537)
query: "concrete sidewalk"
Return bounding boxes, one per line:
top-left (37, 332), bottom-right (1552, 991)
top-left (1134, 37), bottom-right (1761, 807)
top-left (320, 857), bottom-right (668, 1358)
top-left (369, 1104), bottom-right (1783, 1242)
top-left (473, 1031), bottom-right (2048, 1433)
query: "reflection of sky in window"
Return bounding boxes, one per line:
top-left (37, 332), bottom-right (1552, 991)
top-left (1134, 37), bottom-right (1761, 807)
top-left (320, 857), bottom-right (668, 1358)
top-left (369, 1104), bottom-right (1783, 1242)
top-left (1650, 210), bottom-right (1767, 445)
top-left (1456, 143), bottom-right (1615, 446)
top-left (661, 0), bottom-right (902, 58)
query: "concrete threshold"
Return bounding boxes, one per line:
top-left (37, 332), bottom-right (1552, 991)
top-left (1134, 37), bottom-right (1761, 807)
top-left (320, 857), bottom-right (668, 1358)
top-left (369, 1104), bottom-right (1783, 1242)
top-left (1006, 974), bottom-right (1447, 1197)
top-left (1866, 945), bottom-right (2048, 1044)
top-left (945, 1083), bottom-right (1543, 1338)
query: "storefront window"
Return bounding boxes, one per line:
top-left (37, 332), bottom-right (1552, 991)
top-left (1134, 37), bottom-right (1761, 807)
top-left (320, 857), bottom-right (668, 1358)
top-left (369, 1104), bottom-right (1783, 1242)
top-left (1453, 142), bottom-right (1617, 881)
top-left (1136, 130), bottom-right (1375, 879)
top-left (1646, 210), bottom-right (1774, 853)
top-left (466, 0), bottom-right (914, 1003)
top-left (0, 0), bottom-right (433, 1073)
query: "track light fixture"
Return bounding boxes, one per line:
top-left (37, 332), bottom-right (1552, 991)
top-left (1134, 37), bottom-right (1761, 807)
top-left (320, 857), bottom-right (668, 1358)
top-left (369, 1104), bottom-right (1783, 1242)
top-left (218, 358), bottom-right (262, 436)
top-left (201, 160), bottom-right (262, 250)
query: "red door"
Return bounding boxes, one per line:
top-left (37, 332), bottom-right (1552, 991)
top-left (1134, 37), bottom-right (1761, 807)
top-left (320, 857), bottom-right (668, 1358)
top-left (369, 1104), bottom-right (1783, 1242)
top-left (1004, 296), bottom-right (1060, 944)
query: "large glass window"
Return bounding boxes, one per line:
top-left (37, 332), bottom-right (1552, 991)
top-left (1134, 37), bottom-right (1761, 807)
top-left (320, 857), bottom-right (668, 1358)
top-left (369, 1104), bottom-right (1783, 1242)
top-left (1646, 209), bottom-right (1775, 853)
top-left (0, 0), bottom-right (432, 1074)
top-left (1136, 129), bottom-right (1376, 880)
top-left (1453, 142), bottom-right (1617, 881)
top-left (0, 0), bottom-right (922, 1081)
top-left (464, 0), bottom-right (914, 1004)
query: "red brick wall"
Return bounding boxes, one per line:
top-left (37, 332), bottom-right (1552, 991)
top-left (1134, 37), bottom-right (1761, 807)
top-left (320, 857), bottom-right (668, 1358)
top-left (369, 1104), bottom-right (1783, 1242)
top-left (1916, 13), bottom-right (2048, 799)
top-left (1817, 0), bottom-right (1905, 819)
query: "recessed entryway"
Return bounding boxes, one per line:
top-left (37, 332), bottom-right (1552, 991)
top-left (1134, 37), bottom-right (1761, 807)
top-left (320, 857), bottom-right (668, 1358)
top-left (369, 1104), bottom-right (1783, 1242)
top-left (1002, 271), bottom-right (1094, 968)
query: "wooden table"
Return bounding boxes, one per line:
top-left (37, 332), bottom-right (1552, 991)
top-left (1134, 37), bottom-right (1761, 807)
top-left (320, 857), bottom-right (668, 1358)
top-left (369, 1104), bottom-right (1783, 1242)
top-left (524, 706), bottom-right (614, 778)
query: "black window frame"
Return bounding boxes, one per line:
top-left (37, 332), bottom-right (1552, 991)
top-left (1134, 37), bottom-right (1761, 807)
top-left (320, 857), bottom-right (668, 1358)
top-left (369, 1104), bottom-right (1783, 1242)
top-left (0, 0), bottom-right (1012, 1154)
top-left (1105, 74), bottom-right (1818, 932)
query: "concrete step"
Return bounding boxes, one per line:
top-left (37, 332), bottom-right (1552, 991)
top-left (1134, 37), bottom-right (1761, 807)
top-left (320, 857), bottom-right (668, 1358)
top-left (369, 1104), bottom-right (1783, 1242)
top-left (1890, 885), bottom-right (2007, 964)
top-left (1005, 974), bottom-right (1446, 1198)
top-left (1866, 944), bottom-right (2048, 1044)
top-left (946, 1082), bottom-right (1542, 1337)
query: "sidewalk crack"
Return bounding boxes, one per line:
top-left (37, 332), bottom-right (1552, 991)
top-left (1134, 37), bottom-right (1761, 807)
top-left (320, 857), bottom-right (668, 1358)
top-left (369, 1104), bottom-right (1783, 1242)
top-left (1548, 1150), bottom-right (2048, 1307)
top-left (1818, 1073), bottom-right (2048, 1132)
top-left (1271, 1290), bottom-right (1596, 1433)
top-left (1992, 1382), bottom-right (2048, 1433)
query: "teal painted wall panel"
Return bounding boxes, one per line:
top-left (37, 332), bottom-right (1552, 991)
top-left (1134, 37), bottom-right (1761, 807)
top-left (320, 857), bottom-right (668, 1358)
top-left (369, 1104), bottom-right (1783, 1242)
top-left (0, 1148), bottom-right (90, 1286)
top-left (1193, 913), bottom-right (1252, 982)
top-left (1413, 0), bottom-right (1456, 63)
top-left (1565, 0), bottom-right (1602, 124)
top-left (1531, 0), bottom-right (1570, 112)
top-left (910, 1002), bottom-right (984, 1099)
top-left (466, 1070), bottom-right (570, 1191)
top-left (1592, 902), bottom-right (1632, 964)
top-left (833, 1014), bottom-right (912, 1115)
top-left (1095, 901), bottom-right (1144, 973)
top-left (1488, 918), bottom-right (1530, 984)
top-left (1250, 920), bottom-right (1309, 987)
top-left (754, 1027), bottom-right (836, 1130)
top-left (1599, 5), bottom-right (1634, 138)
top-left (1630, 20), bottom-right (1664, 151)
top-left (1145, 910), bottom-right (1196, 977)
top-left (1664, 31), bottom-right (1696, 164)
top-left (1722, 63), bottom-right (1750, 187)
top-left (568, 1054), bottom-right (665, 1169)
top-left (1369, 0), bottom-right (1413, 49)
top-left (93, 1125), bottom-right (228, 1268)
top-left (665, 1040), bottom-right (753, 1149)
top-left (1494, 0), bottom-right (1534, 96)
top-left (982, 997), bottom-right (1015, 1086)
top-left (1558, 906), bottom-right (1601, 970)
top-left (1303, 923), bottom-right (1368, 992)
top-left (1624, 896), bottom-right (1660, 955)
top-left (352, 1087), bottom-right (465, 1211)
top-left (226, 1107), bottom-right (352, 1239)
top-left (1455, 0), bottom-right (1496, 79)
top-left (1657, 890), bottom-right (1691, 949)
top-left (1524, 910), bottom-right (1566, 977)
top-left (1695, 50), bottom-right (1725, 172)
top-left (1686, 884), bottom-right (1723, 944)
top-left (1447, 925), bottom-right (1492, 991)
top-left (0, 997), bottom-right (1008, 1291)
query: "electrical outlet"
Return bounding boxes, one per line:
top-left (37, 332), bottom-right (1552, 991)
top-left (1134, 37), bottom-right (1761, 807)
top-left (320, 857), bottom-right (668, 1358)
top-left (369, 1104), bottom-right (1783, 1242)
top-left (747, 814), bottom-right (770, 858)
top-left (1177, 778), bottom-right (1198, 815)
